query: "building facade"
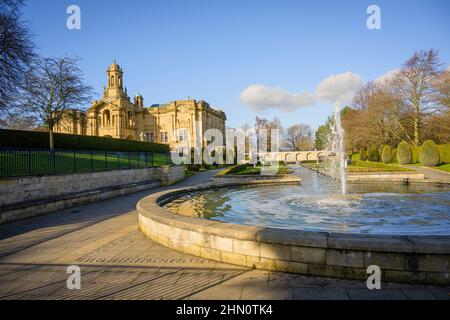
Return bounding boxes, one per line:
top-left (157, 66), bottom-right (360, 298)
top-left (56, 62), bottom-right (227, 148)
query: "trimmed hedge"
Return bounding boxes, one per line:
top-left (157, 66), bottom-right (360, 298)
top-left (420, 140), bottom-right (440, 166)
top-left (351, 153), bottom-right (360, 162)
top-left (381, 145), bottom-right (393, 163)
top-left (437, 144), bottom-right (450, 164)
top-left (392, 148), bottom-right (398, 163)
top-left (0, 129), bottom-right (169, 153)
top-left (412, 146), bottom-right (421, 164)
top-left (368, 145), bottom-right (379, 162)
top-left (397, 141), bottom-right (412, 164)
top-left (359, 148), bottom-right (367, 161)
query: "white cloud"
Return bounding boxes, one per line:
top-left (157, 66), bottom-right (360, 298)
top-left (240, 71), bottom-right (364, 112)
top-left (374, 68), bottom-right (400, 85)
top-left (239, 85), bottom-right (316, 112)
top-left (316, 72), bottom-right (364, 103)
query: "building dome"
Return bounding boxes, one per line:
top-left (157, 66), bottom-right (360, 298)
top-left (108, 60), bottom-right (121, 72)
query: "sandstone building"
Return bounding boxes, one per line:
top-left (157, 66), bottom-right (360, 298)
top-left (56, 62), bottom-right (227, 148)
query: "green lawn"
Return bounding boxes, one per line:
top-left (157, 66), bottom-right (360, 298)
top-left (218, 163), bottom-right (288, 175)
top-left (0, 150), bottom-right (170, 178)
top-left (303, 161), bottom-right (413, 173)
top-left (433, 164), bottom-right (450, 173)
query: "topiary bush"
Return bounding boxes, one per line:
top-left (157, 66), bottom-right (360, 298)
top-left (351, 153), bottom-right (360, 162)
top-left (367, 145), bottom-right (379, 162)
top-left (420, 140), bottom-right (440, 166)
top-left (396, 141), bottom-right (412, 164)
top-left (359, 148), bottom-right (367, 161)
top-left (392, 148), bottom-right (398, 163)
top-left (381, 145), bottom-right (393, 163)
top-left (412, 146), bottom-right (421, 164)
top-left (437, 144), bottom-right (450, 164)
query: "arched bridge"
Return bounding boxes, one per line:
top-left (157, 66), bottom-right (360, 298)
top-left (256, 151), bottom-right (333, 163)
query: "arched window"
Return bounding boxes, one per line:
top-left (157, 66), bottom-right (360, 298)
top-left (111, 76), bottom-right (115, 86)
top-left (103, 110), bottom-right (111, 126)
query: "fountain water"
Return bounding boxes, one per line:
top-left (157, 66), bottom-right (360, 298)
top-left (329, 101), bottom-right (347, 195)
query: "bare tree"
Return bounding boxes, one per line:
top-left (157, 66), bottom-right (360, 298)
top-left (23, 57), bottom-right (93, 151)
top-left (0, 0), bottom-right (36, 112)
top-left (284, 123), bottom-right (314, 151)
top-left (389, 49), bottom-right (443, 146)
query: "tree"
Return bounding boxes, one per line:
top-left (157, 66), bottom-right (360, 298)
top-left (255, 116), bottom-right (283, 152)
top-left (314, 117), bottom-right (332, 150)
top-left (0, 112), bottom-right (37, 129)
top-left (389, 49), bottom-right (444, 146)
top-left (22, 57), bottom-right (93, 151)
top-left (284, 123), bottom-right (314, 151)
top-left (0, 0), bottom-right (36, 112)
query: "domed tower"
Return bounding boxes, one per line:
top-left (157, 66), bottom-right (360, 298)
top-left (134, 94), bottom-right (144, 109)
top-left (104, 60), bottom-right (127, 99)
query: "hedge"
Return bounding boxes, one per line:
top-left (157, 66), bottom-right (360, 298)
top-left (368, 145), bottom-right (379, 162)
top-left (392, 148), bottom-right (398, 163)
top-left (0, 129), bottom-right (169, 153)
top-left (381, 145), bottom-right (393, 163)
top-left (437, 144), bottom-right (450, 164)
top-left (359, 148), bottom-right (367, 161)
top-left (420, 140), bottom-right (440, 166)
top-left (351, 153), bottom-right (360, 162)
top-left (412, 146), bottom-right (421, 164)
top-left (395, 141), bottom-right (411, 164)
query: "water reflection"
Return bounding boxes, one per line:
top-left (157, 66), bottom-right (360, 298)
top-left (165, 166), bottom-right (450, 235)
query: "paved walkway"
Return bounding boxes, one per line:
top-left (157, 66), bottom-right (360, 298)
top-left (402, 165), bottom-right (450, 182)
top-left (0, 170), bottom-right (449, 300)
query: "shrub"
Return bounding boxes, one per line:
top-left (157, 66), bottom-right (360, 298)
top-left (186, 164), bottom-right (201, 172)
top-left (381, 145), bottom-right (393, 163)
top-left (392, 148), bottom-right (398, 163)
top-left (359, 148), bottom-right (367, 161)
top-left (412, 146), bottom-right (421, 163)
top-left (437, 144), bottom-right (450, 164)
top-left (396, 141), bottom-right (412, 164)
top-left (420, 140), bottom-right (440, 166)
top-left (367, 145), bottom-right (379, 162)
top-left (0, 129), bottom-right (169, 153)
top-left (351, 153), bottom-right (360, 162)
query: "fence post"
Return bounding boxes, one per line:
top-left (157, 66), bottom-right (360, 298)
top-left (104, 150), bottom-right (107, 171)
top-left (129, 152), bottom-right (131, 169)
top-left (138, 152), bottom-right (140, 167)
top-left (52, 150), bottom-right (56, 174)
top-left (91, 150), bottom-right (93, 171)
top-left (145, 152), bottom-right (148, 167)
top-left (28, 150), bottom-right (32, 175)
top-left (117, 152), bottom-right (120, 170)
top-left (73, 150), bottom-right (76, 173)
top-left (150, 152), bottom-right (154, 167)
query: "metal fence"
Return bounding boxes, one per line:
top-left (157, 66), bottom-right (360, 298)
top-left (0, 148), bottom-right (172, 178)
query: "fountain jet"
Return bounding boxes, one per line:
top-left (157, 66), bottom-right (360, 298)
top-left (330, 100), bottom-right (347, 195)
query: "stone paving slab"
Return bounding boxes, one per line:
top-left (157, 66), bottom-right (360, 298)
top-left (0, 169), bottom-right (449, 300)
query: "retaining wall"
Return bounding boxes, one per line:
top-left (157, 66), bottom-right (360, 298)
top-left (0, 165), bottom-right (185, 224)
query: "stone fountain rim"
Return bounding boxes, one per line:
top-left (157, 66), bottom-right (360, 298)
top-left (137, 182), bottom-right (450, 255)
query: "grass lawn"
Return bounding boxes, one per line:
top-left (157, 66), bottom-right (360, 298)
top-left (348, 161), bottom-right (413, 173)
top-left (303, 161), bottom-right (413, 173)
top-left (433, 164), bottom-right (450, 173)
top-left (0, 150), bottom-right (169, 178)
top-left (218, 163), bottom-right (288, 175)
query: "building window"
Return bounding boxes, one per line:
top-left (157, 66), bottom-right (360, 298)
top-left (160, 132), bottom-right (168, 144)
top-left (103, 110), bottom-right (111, 127)
top-left (177, 128), bottom-right (189, 142)
top-left (150, 132), bottom-right (154, 142)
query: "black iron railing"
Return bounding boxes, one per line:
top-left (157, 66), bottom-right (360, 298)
top-left (0, 148), bottom-right (172, 178)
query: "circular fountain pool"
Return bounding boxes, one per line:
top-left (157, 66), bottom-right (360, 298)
top-left (165, 167), bottom-right (450, 235)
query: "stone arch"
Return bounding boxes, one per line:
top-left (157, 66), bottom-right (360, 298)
top-left (126, 135), bottom-right (135, 140)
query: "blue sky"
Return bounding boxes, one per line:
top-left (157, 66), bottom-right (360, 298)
top-left (22, 0), bottom-right (450, 130)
